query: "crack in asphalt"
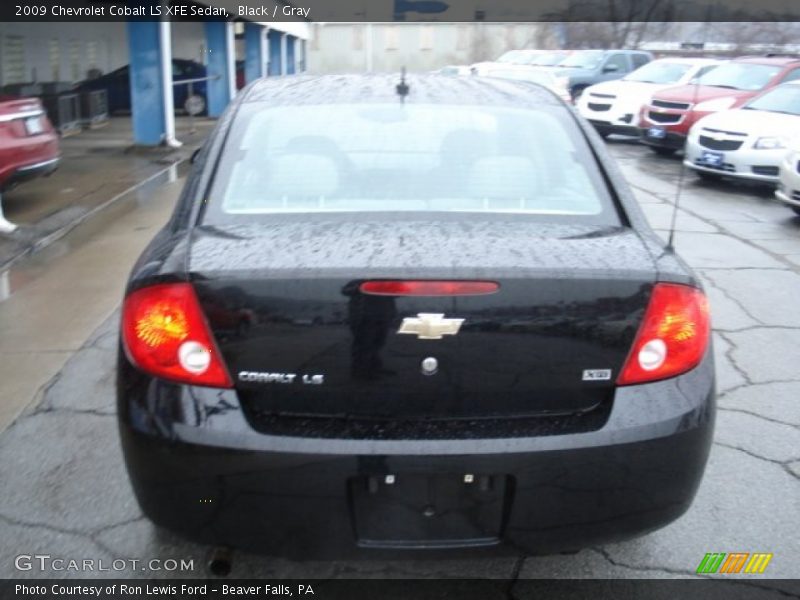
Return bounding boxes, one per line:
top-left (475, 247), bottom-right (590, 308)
top-left (714, 442), bottom-right (800, 482)
top-left (698, 271), bottom-right (766, 327)
top-left (628, 180), bottom-right (800, 273)
top-left (717, 406), bottom-right (800, 431)
top-left (0, 512), bottom-right (144, 563)
top-left (26, 406), bottom-right (116, 419)
top-left (714, 331), bottom-right (755, 387)
top-left (590, 546), bottom-right (696, 577)
top-left (714, 325), bottom-right (800, 334)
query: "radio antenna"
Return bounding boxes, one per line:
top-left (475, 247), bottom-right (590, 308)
top-left (396, 66), bottom-right (410, 101)
top-left (666, 22), bottom-right (710, 252)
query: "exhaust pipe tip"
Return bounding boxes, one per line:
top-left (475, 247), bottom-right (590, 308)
top-left (208, 546), bottom-right (233, 577)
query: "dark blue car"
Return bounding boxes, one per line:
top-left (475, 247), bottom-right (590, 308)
top-left (75, 58), bottom-right (208, 115)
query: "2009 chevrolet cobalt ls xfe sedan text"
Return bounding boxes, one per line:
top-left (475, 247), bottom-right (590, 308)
top-left (117, 74), bottom-right (715, 559)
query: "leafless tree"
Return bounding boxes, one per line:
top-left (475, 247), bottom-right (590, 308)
top-left (705, 22), bottom-right (800, 52)
top-left (552, 0), bottom-right (683, 48)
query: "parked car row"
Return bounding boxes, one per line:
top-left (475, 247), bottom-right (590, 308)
top-left (470, 49), bottom-right (653, 101)
top-left (450, 49), bottom-right (800, 216)
top-left (576, 53), bottom-right (800, 216)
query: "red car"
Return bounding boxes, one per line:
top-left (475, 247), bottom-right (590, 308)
top-left (640, 56), bottom-right (800, 154)
top-left (0, 95), bottom-right (60, 193)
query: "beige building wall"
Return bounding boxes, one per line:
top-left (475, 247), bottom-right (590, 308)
top-left (307, 23), bottom-right (557, 74)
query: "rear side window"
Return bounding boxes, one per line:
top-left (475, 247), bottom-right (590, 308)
top-left (203, 102), bottom-right (619, 225)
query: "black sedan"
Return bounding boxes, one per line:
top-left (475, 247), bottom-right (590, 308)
top-left (117, 74), bottom-right (715, 559)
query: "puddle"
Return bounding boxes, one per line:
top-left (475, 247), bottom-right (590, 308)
top-left (0, 160), bottom-right (190, 303)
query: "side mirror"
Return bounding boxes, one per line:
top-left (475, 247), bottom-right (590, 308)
top-left (603, 64), bottom-right (620, 74)
top-left (190, 147), bottom-right (202, 164)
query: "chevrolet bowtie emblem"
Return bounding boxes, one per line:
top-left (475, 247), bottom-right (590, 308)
top-left (398, 313), bottom-right (464, 340)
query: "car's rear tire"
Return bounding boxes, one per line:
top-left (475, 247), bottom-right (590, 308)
top-left (184, 94), bottom-right (206, 116)
top-left (649, 146), bottom-right (676, 157)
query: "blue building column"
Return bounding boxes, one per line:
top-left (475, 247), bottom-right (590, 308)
top-left (267, 29), bottom-right (283, 76)
top-left (127, 20), bottom-right (174, 145)
top-left (286, 35), bottom-right (296, 75)
top-left (244, 23), bottom-right (266, 84)
top-left (205, 21), bottom-right (235, 117)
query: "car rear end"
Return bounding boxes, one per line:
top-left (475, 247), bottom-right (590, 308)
top-left (0, 96), bottom-right (59, 192)
top-left (117, 75), bottom-right (715, 559)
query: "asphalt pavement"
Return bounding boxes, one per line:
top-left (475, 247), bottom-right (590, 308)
top-left (0, 139), bottom-right (798, 586)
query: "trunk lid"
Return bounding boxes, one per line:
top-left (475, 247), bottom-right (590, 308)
top-left (189, 218), bottom-right (656, 421)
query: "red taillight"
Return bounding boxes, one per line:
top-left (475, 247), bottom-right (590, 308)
top-left (121, 283), bottom-right (233, 388)
top-left (617, 283), bottom-right (710, 386)
top-left (360, 280), bottom-right (499, 296)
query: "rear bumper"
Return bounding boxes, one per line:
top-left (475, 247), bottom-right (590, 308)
top-left (578, 101), bottom-right (642, 137)
top-left (0, 156), bottom-right (59, 191)
top-left (588, 120), bottom-right (640, 137)
top-left (117, 351), bottom-right (715, 559)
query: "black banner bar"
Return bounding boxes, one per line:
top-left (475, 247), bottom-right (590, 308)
top-left (3, 0), bottom-right (800, 22)
top-left (2, 579), bottom-right (800, 600)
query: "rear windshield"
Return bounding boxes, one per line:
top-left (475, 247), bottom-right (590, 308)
top-left (202, 102), bottom-right (620, 225)
top-left (698, 63), bottom-right (781, 91)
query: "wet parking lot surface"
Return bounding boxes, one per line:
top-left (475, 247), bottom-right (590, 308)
top-left (0, 140), bottom-right (798, 587)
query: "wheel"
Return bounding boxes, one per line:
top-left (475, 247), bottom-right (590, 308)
top-left (648, 146), bottom-right (676, 157)
top-left (184, 94), bottom-right (206, 116)
top-left (696, 170), bottom-right (722, 182)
